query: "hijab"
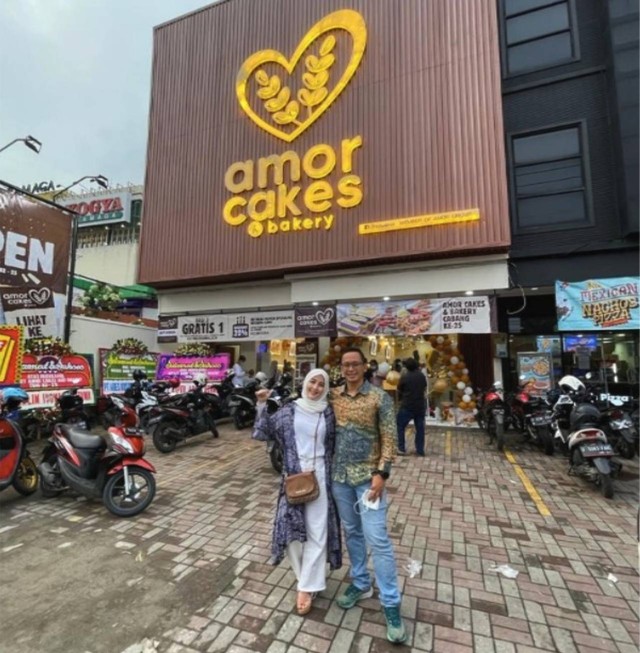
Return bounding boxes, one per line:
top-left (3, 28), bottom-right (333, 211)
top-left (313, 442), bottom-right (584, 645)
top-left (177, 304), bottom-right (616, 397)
top-left (295, 368), bottom-right (330, 414)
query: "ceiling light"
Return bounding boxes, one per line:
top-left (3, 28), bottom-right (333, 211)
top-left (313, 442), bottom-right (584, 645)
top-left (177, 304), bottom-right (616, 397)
top-left (312, 301), bottom-right (319, 306)
top-left (383, 296), bottom-right (390, 301)
top-left (465, 290), bottom-right (474, 296)
top-left (531, 287), bottom-right (539, 291)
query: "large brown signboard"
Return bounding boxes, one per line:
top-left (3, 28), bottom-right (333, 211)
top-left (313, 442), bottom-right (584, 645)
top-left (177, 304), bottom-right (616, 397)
top-left (140, 0), bottom-right (509, 286)
top-left (0, 185), bottom-right (72, 338)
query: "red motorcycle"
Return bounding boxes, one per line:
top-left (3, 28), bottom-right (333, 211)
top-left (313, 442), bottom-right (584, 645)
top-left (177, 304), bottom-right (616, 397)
top-left (476, 382), bottom-right (508, 451)
top-left (38, 395), bottom-right (156, 517)
top-left (508, 378), bottom-right (555, 455)
top-left (0, 388), bottom-right (38, 496)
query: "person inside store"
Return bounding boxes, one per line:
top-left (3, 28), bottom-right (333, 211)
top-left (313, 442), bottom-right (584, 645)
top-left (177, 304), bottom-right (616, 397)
top-left (252, 368), bottom-right (342, 616)
top-left (365, 359), bottom-right (381, 386)
top-left (396, 357), bottom-right (428, 456)
top-left (232, 354), bottom-right (247, 387)
top-left (330, 347), bottom-right (407, 644)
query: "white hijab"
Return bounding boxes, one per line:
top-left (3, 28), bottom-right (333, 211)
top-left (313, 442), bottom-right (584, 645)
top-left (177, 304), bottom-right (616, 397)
top-left (295, 368), bottom-right (330, 414)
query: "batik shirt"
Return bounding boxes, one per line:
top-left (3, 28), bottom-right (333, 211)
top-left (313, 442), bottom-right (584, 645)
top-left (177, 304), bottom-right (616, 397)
top-left (331, 381), bottom-right (397, 486)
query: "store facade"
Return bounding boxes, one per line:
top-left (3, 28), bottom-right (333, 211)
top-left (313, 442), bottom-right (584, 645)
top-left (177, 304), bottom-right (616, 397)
top-left (139, 0), bottom-right (511, 415)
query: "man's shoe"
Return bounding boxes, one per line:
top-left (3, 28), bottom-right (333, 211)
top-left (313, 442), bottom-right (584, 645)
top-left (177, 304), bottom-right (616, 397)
top-left (383, 605), bottom-right (407, 644)
top-left (397, 450), bottom-right (407, 456)
top-left (336, 584), bottom-right (374, 609)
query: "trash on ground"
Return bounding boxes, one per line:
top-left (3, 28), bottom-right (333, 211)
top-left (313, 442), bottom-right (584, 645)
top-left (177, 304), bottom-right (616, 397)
top-left (607, 573), bottom-right (618, 584)
top-left (405, 558), bottom-right (423, 578)
top-left (135, 550), bottom-right (145, 562)
top-left (488, 563), bottom-right (519, 579)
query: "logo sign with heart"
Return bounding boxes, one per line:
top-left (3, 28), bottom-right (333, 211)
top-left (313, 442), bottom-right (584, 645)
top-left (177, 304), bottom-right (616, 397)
top-left (236, 9), bottom-right (367, 142)
top-left (28, 287), bottom-right (52, 306)
top-left (295, 305), bottom-right (337, 337)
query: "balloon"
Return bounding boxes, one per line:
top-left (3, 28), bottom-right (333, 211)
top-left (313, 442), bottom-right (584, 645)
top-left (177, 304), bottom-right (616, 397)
top-left (377, 362), bottom-right (390, 378)
top-left (462, 368), bottom-right (469, 375)
top-left (456, 381), bottom-right (466, 390)
top-left (458, 401), bottom-right (467, 409)
top-left (386, 370), bottom-right (400, 386)
top-left (472, 408), bottom-right (478, 415)
top-left (323, 364), bottom-right (331, 371)
top-left (464, 386), bottom-right (473, 395)
top-left (429, 336), bottom-right (438, 346)
top-left (334, 345), bottom-right (341, 352)
top-left (450, 356), bottom-right (459, 365)
top-left (468, 401), bottom-right (476, 410)
top-left (462, 394), bottom-right (471, 403)
top-left (432, 378), bottom-right (448, 393)
top-left (451, 376), bottom-right (459, 384)
top-left (457, 362), bottom-right (465, 370)
top-left (436, 336), bottom-right (444, 344)
top-left (447, 371), bottom-right (454, 377)
top-left (461, 375), bottom-right (470, 383)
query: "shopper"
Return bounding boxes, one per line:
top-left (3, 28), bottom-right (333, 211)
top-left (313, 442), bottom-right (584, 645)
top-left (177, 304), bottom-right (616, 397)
top-left (252, 369), bottom-right (341, 616)
top-left (330, 347), bottom-right (407, 644)
top-left (232, 355), bottom-right (247, 387)
top-left (396, 357), bottom-right (428, 456)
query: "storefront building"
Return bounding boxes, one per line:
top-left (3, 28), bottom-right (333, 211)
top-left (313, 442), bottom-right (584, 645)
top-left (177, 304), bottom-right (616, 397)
top-left (139, 0), bottom-right (508, 416)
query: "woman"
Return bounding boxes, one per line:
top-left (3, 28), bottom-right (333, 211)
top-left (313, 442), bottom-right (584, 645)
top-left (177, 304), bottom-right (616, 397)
top-left (253, 369), bottom-right (342, 615)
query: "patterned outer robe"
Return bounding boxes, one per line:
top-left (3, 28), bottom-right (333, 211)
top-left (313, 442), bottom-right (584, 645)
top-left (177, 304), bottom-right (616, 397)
top-left (252, 402), bottom-right (342, 569)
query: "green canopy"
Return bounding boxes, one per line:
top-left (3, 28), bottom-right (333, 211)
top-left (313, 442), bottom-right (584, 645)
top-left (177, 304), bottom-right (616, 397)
top-left (73, 277), bottom-right (156, 300)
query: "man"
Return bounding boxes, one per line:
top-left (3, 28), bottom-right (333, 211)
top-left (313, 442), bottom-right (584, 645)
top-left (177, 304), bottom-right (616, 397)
top-left (331, 347), bottom-right (407, 644)
top-left (232, 355), bottom-right (247, 387)
top-left (397, 357), bottom-right (428, 456)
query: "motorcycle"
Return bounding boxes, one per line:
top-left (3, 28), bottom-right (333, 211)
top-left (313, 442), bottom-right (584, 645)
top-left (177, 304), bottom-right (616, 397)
top-left (550, 375), bottom-right (620, 499)
top-left (38, 395), bottom-right (156, 516)
top-left (228, 377), bottom-right (261, 430)
top-left (0, 388), bottom-right (39, 496)
top-left (149, 376), bottom-right (220, 453)
top-left (22, 387), bottom-right (92, 441)
top-left (264, 373), bottom-right (296, 474)
top-left (508, 378), bottom-right (555, 455)
top-left (476, 382), bottom-right (508, 451)
top-left (210, 372), bottom-right (237, 420)
top-left (601, 404), bottom-right (638, 460)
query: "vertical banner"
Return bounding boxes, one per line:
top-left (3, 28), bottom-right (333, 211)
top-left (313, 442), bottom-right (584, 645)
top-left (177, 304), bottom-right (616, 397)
top-left (0, 324), bottom-right (24, 385)
top-left (0, 186), bottom-right (72, 338)
top-left (556, 278), bottom-right (640, 330)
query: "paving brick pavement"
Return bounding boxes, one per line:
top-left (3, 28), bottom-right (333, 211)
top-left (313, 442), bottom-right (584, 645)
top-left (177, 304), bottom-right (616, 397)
top-left (0, 422), bottom-right (637, 652)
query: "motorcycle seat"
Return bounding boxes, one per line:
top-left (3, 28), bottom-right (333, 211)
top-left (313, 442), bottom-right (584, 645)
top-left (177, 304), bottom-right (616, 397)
top-left (58, 424), bottom-right (105, 449)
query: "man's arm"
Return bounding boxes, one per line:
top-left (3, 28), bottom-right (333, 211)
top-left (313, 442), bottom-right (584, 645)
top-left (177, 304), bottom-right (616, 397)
top-left (370, 390), bottom-right (397, 499)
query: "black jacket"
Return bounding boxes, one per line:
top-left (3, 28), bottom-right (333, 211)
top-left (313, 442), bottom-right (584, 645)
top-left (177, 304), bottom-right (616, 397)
top-left (397, 370), bottom-right (427, 411)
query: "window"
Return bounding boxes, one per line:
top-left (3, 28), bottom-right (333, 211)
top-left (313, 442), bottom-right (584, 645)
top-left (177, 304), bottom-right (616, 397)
top-left (503, 0), bottom-right (577, 75)
top-left (511, 124), bottom-right (589, 231)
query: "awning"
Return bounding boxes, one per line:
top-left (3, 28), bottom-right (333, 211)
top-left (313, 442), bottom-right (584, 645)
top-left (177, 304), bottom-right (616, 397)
top-left (72, 277), bottom-right (157, 300)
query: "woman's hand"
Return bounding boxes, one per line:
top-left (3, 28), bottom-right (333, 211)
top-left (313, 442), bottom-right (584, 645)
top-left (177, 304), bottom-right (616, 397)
top-left (255, 388), bottom-right (271, 402)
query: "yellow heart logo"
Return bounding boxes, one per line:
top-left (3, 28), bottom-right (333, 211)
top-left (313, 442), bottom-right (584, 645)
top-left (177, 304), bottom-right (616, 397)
top-left (236, 9), bottom-right (367, 143)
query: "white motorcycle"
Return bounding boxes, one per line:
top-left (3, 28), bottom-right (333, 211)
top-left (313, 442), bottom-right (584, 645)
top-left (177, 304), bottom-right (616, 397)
top-left (550, 375), bottom-right (620, 499)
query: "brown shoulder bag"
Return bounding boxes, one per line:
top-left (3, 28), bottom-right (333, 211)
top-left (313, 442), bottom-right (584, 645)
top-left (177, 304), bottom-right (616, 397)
top-left (284, 413), bottom-right (322, 505)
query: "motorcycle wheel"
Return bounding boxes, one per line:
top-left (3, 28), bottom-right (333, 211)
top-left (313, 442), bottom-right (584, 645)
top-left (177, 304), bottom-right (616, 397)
top-left (39, 457), bottom-right (63, 498)
top-left (235, 408), bottom-right (252, 430)
top-left (496, 418), bottom-right (505, 452)
top-left (540, 428), bottom-right (555, 456)
top-left (12, 456), bottom-right (39, 496)
top-left (207, 415), bottom-right (219, 438)
top-left (599, 472), bottom-right (614, 499)
top-left (152, 424), bottom-right (177, 453)
top-left (617, 438), bottom-right (635, 460)
top-left (103, 468), bottom-right (156, 517)
top-left (269, 443), bottom-right (283, 474)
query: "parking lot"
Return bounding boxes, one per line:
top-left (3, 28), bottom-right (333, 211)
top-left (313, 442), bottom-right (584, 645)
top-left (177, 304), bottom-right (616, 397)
top-left (1, 423), bottom-right (638, 653)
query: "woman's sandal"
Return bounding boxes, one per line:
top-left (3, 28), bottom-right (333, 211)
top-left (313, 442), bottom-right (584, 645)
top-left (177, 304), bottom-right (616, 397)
top-left (296, 591), bottom-right (317, 615)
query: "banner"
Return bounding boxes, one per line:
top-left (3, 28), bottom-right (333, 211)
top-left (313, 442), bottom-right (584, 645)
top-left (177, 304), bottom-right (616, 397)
top-left (174, 311), bottom-right (294, 343)
top-left (295, 305), bottom-right (337, 337)
top-left (25, 388), bottom-right (95, 410)
top-left (0, 325), bottom-right (23, 385)
top-left (0, 186), bottom-right (72, 338)
top-left (21, 353), bottom-right (93, 390)
top-left (158, 315), bottom-right (178, 343)
top-left (155, 353), bottom-right (231, 383)
top-left (556, 278), bottom-right (640, 331)
top-left (337, 297), bottom-right (491, 336)
top-left (99, 349), bottom-right (159, 395)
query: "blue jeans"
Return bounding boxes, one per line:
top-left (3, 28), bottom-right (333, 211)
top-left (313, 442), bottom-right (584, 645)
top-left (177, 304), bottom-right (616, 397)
top-left (331, 481), bottom-right (401, 607)
top-left (397, 406), bottom-right (425, 455)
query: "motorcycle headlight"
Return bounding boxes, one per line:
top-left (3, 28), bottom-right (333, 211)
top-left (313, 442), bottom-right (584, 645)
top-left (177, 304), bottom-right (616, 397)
top-left (110, 433), bottom-right (135, 454)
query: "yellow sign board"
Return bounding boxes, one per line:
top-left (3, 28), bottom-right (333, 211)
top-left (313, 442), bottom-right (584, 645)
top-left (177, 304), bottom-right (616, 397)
top-left (358, 209), bottom-right (480, 235)
top-left (236, 9), bottom-right (367, 143)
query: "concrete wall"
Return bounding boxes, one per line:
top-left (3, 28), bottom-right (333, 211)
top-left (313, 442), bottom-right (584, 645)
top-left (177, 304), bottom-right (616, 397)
top-left (75, 243), bottom-right (139, 287)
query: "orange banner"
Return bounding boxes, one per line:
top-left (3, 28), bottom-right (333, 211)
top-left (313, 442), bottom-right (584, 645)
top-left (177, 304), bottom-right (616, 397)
top-left (0, 325), bottom-right (24, 385)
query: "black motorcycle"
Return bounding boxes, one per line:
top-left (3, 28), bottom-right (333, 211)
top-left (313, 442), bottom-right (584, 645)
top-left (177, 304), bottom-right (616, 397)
top-left (149, 382), bottom-right (220, 453)
top-left (264, 373), bottom-right (296, 474)
top-left (476, 382), bottom-right (508, 451)
top-left (21, 387), bottom-right (91, 441)
top-left (228, 378), bottom-right (260, 430)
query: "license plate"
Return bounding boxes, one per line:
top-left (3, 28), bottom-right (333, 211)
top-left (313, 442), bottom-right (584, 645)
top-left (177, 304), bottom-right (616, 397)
top-left (531, 416), bottom-right (551, 425)
top-left (581, 442), bottom-right (614, 458)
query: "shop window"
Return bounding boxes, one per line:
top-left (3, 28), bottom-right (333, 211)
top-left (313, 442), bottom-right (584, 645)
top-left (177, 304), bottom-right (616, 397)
top-left (502, 0), bottom-right (577, 76)
top-left (511, 124), bottom-right (589, 232)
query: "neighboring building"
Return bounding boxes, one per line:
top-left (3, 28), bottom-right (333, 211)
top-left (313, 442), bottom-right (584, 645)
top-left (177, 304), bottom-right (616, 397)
top-left (496, 0), bottom-right (639, 396)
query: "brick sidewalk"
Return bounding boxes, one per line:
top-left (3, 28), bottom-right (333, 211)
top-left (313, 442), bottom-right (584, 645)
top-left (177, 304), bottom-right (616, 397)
top-left (1, 423), bottom-right (638, 653)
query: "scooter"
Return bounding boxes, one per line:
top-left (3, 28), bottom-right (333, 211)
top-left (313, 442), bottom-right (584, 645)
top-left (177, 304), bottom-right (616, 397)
top-left (228, 377), bottom-right (261, 430)
top-left (0, 388), bottom-right (39, 496)
top-left (476, 382), bottom-right (508, 451)
top-left (508, 378), bottom-right (555, 455)
top-left (38, 395), bottom-right (156, 517)
top-left (550, 375), bottom-right (620, 499)
top-left (264, 373), bottom-right (297, 474)
top-left (21, 386), bottom-right (92, 441)
top-left (149, 376), bottom-right (220, 453)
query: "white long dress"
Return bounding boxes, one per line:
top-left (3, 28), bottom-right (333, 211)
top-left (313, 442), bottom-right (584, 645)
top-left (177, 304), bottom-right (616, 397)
top-left (287, 407), bottom-right (328, 593)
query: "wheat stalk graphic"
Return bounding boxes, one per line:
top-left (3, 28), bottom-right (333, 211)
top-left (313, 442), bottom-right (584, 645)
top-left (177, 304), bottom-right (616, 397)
top-left (254, 33), bottom-right (337, 127)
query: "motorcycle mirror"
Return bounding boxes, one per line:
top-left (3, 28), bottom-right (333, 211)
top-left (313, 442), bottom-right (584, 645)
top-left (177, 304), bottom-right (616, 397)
top-left (585, 372), bottom-right (593, 380)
